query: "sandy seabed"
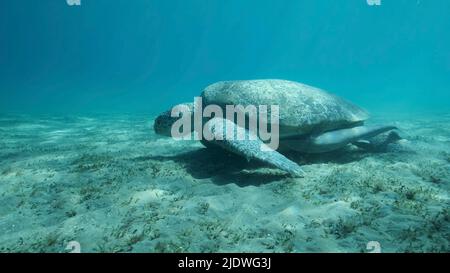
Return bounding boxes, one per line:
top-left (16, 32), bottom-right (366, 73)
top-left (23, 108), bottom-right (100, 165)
top-left (0, 113), bottom-right (449, 253)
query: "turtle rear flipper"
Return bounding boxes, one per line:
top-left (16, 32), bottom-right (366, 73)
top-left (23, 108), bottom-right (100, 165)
top-left (353, 131), bottom-right (402, 151)
top-left (285, 125), bottom-right (397, 153)
top-left (204, 117), bottom-right (305, 177)
top-left (310, 125), bottom-right (398, 152)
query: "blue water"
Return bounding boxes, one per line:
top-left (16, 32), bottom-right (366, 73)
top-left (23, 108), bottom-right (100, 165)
top-left (1, 0), bottom-right (449, 114)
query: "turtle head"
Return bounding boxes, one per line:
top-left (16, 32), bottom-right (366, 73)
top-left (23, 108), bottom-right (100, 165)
top-left (154, 103), bottom-right (194, 137)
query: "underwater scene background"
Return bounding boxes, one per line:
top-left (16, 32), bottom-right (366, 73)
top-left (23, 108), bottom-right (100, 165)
top-left (0, 0), bottom-right (449, 252)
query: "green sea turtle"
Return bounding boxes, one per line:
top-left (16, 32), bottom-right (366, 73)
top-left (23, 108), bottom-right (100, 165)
top-left (154, 79), bottom-right (399, 177)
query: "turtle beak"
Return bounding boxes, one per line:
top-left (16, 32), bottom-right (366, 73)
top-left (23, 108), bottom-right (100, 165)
top-left (153, 115), bottom-right (170, 136)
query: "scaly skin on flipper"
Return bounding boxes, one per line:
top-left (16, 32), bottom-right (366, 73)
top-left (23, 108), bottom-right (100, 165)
top-left (204, 117), bottom-right (305, 177)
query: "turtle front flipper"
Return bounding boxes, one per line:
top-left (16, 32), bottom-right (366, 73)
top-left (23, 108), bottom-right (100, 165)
top-left (203, 117), bottom-right (305, 177)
